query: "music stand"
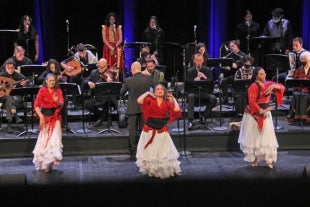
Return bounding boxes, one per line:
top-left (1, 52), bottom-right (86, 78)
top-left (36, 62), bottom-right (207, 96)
top-left (285, 78), bottom-right (310, 127)
top-left (76, 87), bottom-right (91, 134)
top-left (185, 80), bottom-right (214, 130)
top-left (251, 36), bottom-right (280, 67)
top-left (163, 42), bottom-right (181, 78)
top-left (94, 82), bottom-right (122, 134)
top-left (10, 87), bottom-right (39, 138)
top-left (169, 77), bottom-right (184, 133)
top-left (207, 58), bottom-right (234, 68)
top-left (81, 63), bottom-right (97, 78)
top-left (265, 54), bottom-right (290, 81)
top-left (232, 79), bottom-right (251, 117)
top-left (20, 65), bottom-right (46, 86)
top-left (0, 30), bottom-right (17, 64)
top-left (59, 83), bottom-right (81, 134)
top-left (207, 58), bottom-right (233, 83)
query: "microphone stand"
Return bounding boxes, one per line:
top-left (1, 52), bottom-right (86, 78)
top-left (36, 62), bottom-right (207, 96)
top-left (246, 23), bottom-right (251, 55)
top-left (25, 26), bottom-right (29, 57)
top-left (274, 63), bottom-right (284, 130)
top-left (179, 47), bottom-right (191, 156)
top-left (66, 20), bottom-right (72, 56)
top-left (213, 73), bottom-right (228, 131)
top-left (193, 25), bottom-right (197, 46)
top-left (171, 77), bottom-right (183, 133)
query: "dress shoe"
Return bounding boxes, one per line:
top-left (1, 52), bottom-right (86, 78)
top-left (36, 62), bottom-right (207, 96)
top-left (221, 96), bottom-right (228, 104)
top-left (15, 116), bottom-right (23, 124)
top-left (7, 125), bottom-right (13, 134)
top-left (286, 111), bottom-right (295, 119)
top-left (188, 122), bottom-right (193, 131)
top-left (93, 119), bottom-right (103, 127)
top-left (200, 116), bottom-right (206, 124)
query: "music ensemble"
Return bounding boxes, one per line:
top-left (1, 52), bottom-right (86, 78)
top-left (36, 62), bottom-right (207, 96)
top-left (1, 8), bottom-right (310, 176)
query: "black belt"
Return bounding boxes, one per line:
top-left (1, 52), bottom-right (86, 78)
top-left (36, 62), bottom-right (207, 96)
top-left (41, 108), bottom-right (56, 116)
top-left (258, 103), bottom-right (269, 109)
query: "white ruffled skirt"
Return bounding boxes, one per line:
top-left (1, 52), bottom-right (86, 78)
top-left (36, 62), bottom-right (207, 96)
top-left (238, 112), bottom-right (279, 165)
top-left (136, 130), bottom-right (181, 179)
top-left (32, 120), bottom-right (63, 171)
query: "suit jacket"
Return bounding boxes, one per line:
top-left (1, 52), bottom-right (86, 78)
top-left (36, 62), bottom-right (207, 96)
top-left (186, 66), bottom-right (214, 81)
top-left (120, 72), bottom-right (154, 114)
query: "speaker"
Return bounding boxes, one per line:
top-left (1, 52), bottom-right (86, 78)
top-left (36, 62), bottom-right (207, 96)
top-left (302, 166), bottom-right (310, 178)
top-left (0, 174), bottom-right (27, 186)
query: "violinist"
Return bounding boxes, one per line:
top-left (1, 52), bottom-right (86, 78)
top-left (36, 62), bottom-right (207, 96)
top-left (82, 58), bottom-right (118, 127)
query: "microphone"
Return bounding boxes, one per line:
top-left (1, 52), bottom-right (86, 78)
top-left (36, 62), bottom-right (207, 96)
top-left (153, 25), bottom-right (157, 30)
top-left (65, 20), bottom-right (69, 32)
top-left (245, 21), bottom-right (250, 27)
top-left (113, 24), bottom-right (116, 33)
top-left (194, 25), bottom-right (197, 33)
top-left (25, 25), bottom-right (29, 32)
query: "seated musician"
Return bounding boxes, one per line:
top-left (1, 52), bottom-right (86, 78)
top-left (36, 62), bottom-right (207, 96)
top-left (141, 59), bottom-right (165, 83)
top-left (0, 46), bottom-right (33, 73)
top-left (286, 51), bottom-right (310, 123)
top-left (136, 45), bottom-right (159, 68)
top-left (0, 60), bottom-right (27, 133)
top-left (186, 53), bottom-right (217, 130)
top-left (60, 43), bottom-right (98, 86)
top-left (221, 40), bottom-right (247, 104)
top-left (38, 59), bottom-right (66, 85)
top-left (61, 43), bottom-right (98, 106)
top-left (233, 55), bottom-right (255, 120)
top-left (82, 58), bottom-right (119, 127)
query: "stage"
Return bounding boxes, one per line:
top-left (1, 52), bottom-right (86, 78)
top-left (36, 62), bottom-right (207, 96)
top-left (0, 99), bottom-right (310, 206)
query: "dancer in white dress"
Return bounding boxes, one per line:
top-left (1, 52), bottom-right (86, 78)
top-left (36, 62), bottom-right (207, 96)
top-left (32, 73), bottom-right (64, 173)
top-left (238, 67), bottom-right (284, 169)
top-left (136, 83), bottom-right (182, 178)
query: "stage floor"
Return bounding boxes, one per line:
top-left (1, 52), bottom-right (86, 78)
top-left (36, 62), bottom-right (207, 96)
top-left (0, 150), bottom-right (309, 206)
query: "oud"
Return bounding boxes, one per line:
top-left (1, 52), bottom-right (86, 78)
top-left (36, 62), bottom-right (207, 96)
top-left (0, 76), bottom-right (32, 97)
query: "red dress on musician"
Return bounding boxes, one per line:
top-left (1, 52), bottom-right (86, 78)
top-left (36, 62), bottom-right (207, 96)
top-left (102, 24), bottom-right (124, 73)
top-left (32, 86), bottom-right (64, 172)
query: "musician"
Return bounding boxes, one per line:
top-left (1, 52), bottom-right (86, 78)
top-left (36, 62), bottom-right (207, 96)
top-left (221, 40), bottom-right (247, 104)
top-left (186, 53), bottom-right (217, 130)
top-left (82, 58), bottom-right (118, 127)
top-left (276, 37), bottom-right (308, 84)
top-left (141, 59), bottom-right (165, 83)
top-left (101, 12), bottom-right (124, 73)
top-left (15, 15), bottom-right (39, 63)
top-left (142, 16), bottom-right (165, 64)
top-left (188, 42), bottom-right (209, 67)
top-left (0, 46), bottom-right (32, 72)
top-left (286, 51), bottom-right (310, 123)
top-left (0, 60), bottom-right (26, 133)
top-left (233, 55), bottom-right (255, 120)
top-left (60, 43), bottom-right (98, 86)
top-left (235, 10), bottom-right (261, 54)
top-left (136, 45), bottom-right (159, 68)
top-left (262, 8), bottom-right (293, 55)
top-left (38, 59), bottom-right (66, 85)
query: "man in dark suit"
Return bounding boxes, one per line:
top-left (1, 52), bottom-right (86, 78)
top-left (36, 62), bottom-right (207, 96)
top-left (120, 61), bottom-right (154, 154)
top-left (186, 53), bottom-right (217, 130)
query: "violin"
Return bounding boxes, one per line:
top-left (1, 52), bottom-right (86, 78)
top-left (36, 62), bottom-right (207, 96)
top-left (100, 64), bottom-right (120, 82)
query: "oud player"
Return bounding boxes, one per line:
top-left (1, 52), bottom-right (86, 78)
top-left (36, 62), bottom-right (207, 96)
top-left (0, 60), bottom-right (27, 133)
top-left (60, 43), bottom-right (98, 86)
